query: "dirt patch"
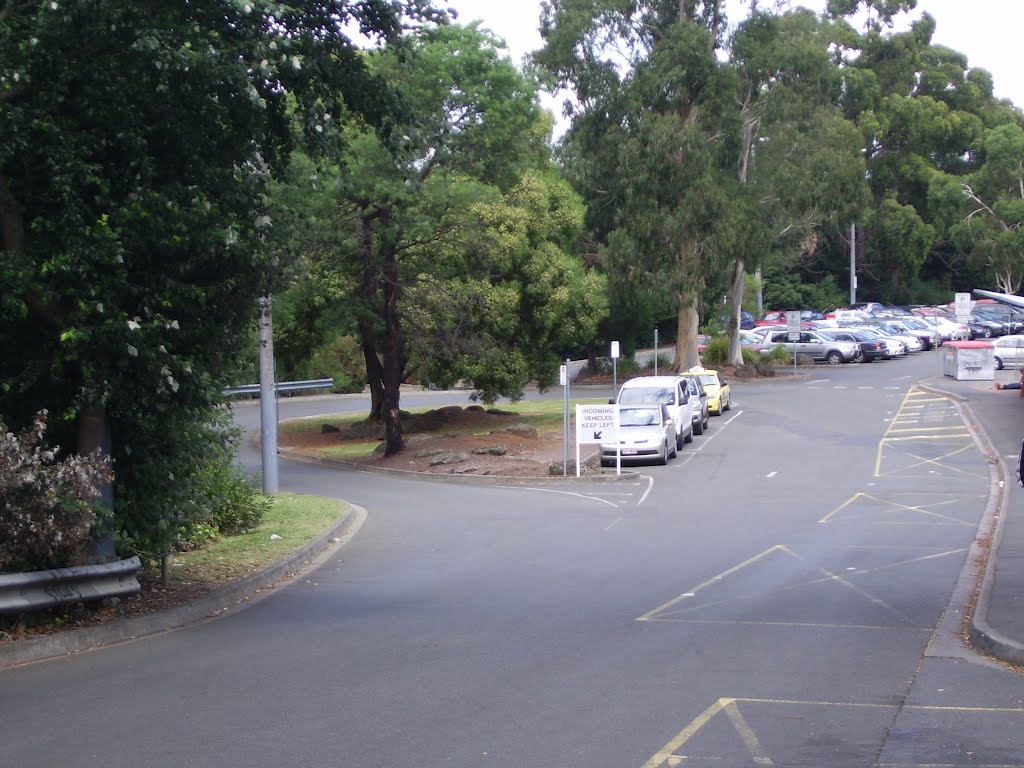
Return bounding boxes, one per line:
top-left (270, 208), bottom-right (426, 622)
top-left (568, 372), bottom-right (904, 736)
top-left (281, 406), bottom-right (579, 477)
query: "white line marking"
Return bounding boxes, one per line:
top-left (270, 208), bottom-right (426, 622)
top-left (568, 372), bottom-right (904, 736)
top-left (690, 410), bottom-right (743, 451)
top-left (766, 471), bottom-right (778, 478)
top-left (604, 517), bottom-right (622, 531)
top-left (520, 487), bottom-right (619, 508)
top-left (638, 475), bottom-right (655, 506)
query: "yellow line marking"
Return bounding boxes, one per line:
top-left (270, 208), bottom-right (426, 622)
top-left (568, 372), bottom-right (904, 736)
top-left (784, 547), bottom-right (914, 623)
top-left (888, 430), bottom-right (966, 436)
top-left (648, 618), bottom-right (932, 631)
top-left (636, 546), bottom-right (784, 621)
top-left (641, 545), bottom-right (925, 625)
top-left (821, 492), bottom-right (975, 525)
top-left (643, 697), bottom-right (1024, 767)
top-left (724, 700), bottom-right (775, 766)
top-left (876, 441), bottom-right (976, 477)
top-left (729, 696), bottom-right (1024, 716)
top-left (888, 445), bottom-right (978, 477)
top-left (640, 698), bottom-right (731, 768)
top-left (819, 492), bottom-right (865, 523)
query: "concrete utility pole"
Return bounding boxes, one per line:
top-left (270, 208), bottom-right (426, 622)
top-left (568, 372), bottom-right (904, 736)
top-left (259, 296), bottom-right (279, 495)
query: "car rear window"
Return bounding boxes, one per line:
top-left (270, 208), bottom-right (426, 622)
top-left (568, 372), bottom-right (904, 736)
top-left (620, 407), bottom-right (661, 426)
top-left (619, 387), bottom-right (673, 404)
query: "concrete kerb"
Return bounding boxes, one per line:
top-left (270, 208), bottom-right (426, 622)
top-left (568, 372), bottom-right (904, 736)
top-left (0, 504), bottom-right (367, 671)
top-left (918, 378), bottom-right (1024, 667)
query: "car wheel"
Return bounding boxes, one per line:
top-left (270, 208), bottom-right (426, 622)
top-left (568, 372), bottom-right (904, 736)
top-left (854, 349), bottom-right (865, 363)
top-left (723, 395), bottom-right (730, 411)
top-left (825, 350), bottom-right (843, 365)
top-left (703, 412), bottom-right (710, 429)
top-left (684, 426), bottom-right (693, 444)
top-left (996, 356), bottom-right (1004, 370)
top-left (983, 328), bottom-right (993, 338)
top-left (658, 440), bottom-right (669, 465)
top-left (693, 417), bottom-right (704, 436)
top-left (669, 439), bottom-right (677, 459)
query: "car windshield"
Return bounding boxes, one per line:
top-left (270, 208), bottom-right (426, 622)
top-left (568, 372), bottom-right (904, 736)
top-left (696, 374), bottom-right (719, 387)
top-left (619, 387), bottom-right (673, 405)
top-left (619, 407), bottom-right (661, 427)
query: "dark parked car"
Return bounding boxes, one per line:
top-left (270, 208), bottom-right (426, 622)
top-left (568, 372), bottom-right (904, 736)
top-left (717, 310), bottom-right (755, 330)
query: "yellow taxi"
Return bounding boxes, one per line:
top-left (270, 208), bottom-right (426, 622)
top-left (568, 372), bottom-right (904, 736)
top-left (688, 366), bottom-right (731, 415)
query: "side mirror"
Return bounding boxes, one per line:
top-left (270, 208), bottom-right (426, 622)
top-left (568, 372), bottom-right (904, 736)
top-left (608, 398), bottom-right (616, 404)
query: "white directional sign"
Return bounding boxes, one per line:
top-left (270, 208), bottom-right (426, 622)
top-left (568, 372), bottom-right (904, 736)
top-left (576, 404), bottom-right (619, 444)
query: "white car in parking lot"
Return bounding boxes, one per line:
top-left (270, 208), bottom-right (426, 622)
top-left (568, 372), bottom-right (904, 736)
top-left (614, 375), bottom-right (695, 450)
top-left (992, 335), bottom-right (1024, 369)
top-left (600, 403), bottom-right (677, 467)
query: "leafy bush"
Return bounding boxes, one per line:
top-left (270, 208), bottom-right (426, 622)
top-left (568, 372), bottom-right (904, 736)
top-left (0, 412), bottom-right (113, 573)
top-left (614, 356), bottom-right (644, 377)
top-left (112, 405), bottom-right (269, 563)
top-left (763, 344), bottom-right (793, 363)
top-left (203, 465), bottom-right (272, 537)
top-left (643, 353), bottom-right (673, 371)
top-left (702, 336), bottom-right (730, 365)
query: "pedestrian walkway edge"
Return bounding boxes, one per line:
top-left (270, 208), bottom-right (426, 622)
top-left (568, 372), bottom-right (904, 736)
top-left (922, 378), bottom-right (1024, 667)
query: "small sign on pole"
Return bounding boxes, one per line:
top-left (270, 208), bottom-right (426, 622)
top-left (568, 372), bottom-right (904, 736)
top-left (575, 404), bottom-right (619, 478)
top-left (786, 310), bottom-right (800, 373)
top-left (955, 292), bottom-right (972, 323)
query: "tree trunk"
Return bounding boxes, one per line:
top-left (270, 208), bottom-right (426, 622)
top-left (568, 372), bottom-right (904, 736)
top-left (726, 258), bottom-right (745, 367)
top-left (380, 219), bottom-right (405, 457)
top-left (674, 239), bottom-right (703, 371)
top-left (586, 342), bottom-right (599, 376)
top-left (357, 210), bottom-right (385, 421)
top-left (359, 329), bottom-right (385, 421)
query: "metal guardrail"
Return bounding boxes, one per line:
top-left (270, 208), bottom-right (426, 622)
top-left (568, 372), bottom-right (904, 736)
top-left (222, 378), bottom-right (334, 397)
top-left (0, 556), bottom-right (142, 615)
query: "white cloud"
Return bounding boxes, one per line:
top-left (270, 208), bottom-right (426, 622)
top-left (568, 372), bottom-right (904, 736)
top-left (445, 0), bottom-right (1024, 134)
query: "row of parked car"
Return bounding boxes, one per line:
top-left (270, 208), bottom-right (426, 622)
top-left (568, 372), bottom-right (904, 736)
top-left (599, 368), bottom-right (731, 467)
top-left (739, 303), bottom-right (970, 364)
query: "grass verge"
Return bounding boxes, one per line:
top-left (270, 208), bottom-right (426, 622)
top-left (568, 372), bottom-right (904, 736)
top-left (161, 493), bottom-right (347, 584)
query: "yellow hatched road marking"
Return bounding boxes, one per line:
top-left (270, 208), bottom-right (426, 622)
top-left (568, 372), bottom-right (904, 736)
top-left (643, 697), bottom-right (1024, 767)
top-left (636, 546), bottom-right (784, 621)
top-left (724, 700), bottom-right (775, 766)
top-left (641, 698), bottom-right (731, 768)
top-left (820, 492), bottom-right (978, 524)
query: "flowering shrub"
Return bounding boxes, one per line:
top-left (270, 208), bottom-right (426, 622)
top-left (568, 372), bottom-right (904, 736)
top-left (0, 412), bottom-right (113, 573)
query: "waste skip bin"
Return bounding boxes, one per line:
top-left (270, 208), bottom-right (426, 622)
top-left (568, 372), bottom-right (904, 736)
top-left (942, 340), bottom-right (994, 380)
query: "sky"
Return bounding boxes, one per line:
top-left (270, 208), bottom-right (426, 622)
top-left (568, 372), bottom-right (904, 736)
top-left (442, 0), bottom-right (1024, 130)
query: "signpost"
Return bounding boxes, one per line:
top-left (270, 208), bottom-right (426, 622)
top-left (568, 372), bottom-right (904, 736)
top-left (786, 310), bottom-right (801, 374)
top-left (611, 340), bottom-right (620, 398)
top-left (560, 362), bottom-right (569, 476)
top-left (575, 403), bottom-right (619, 477)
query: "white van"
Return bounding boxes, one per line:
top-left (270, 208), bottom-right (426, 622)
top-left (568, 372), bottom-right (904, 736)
top-left (613, 375), bottom-right (695, 450)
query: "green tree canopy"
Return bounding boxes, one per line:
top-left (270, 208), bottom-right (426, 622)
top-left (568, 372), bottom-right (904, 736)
top-left (0, 0), bottom-right (441, 557)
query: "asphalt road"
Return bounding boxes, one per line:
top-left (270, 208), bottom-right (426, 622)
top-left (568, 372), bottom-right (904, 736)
top-left (3, 353), bottom-right (1022, 767)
